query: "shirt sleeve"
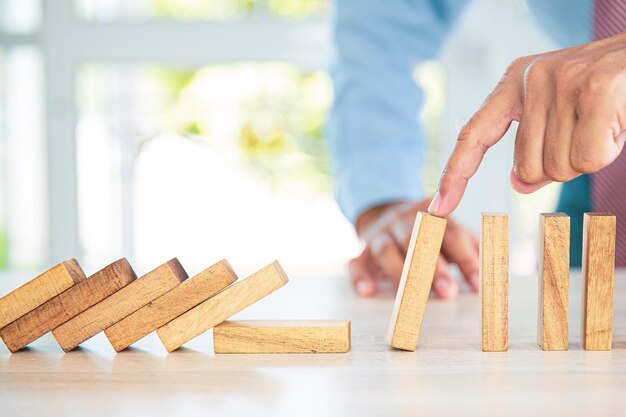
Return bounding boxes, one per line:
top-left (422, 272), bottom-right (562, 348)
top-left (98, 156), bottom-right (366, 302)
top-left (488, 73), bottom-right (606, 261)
top-left (327, 0), bottom-right (470, 223)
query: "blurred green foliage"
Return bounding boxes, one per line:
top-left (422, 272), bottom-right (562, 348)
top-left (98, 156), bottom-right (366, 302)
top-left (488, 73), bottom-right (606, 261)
top-left (139, 63), bottom-right (333, 193)
top-left (78, 0), bottom-right (327, 21)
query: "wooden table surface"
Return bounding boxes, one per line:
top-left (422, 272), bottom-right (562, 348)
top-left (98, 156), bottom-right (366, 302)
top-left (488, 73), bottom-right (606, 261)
top-left (1, 268), bottom-right (626, 417)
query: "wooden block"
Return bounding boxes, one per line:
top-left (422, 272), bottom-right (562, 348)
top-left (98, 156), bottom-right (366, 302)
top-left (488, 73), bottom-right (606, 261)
top-left (214, 320), bottom-right (351, 354)
top-left (538, 213), bottom-right (569, 351)
top-left (0, 259), bottom-right (86, 329)
top-left (481, 213), bottom-right (508, 352)
top-left (105, 259), bottom-right (237, 352)
top-left (0, 259), bottom-right (135, 352)
top-left (52, 258), bottom-right (185, 352)
top-left (581, 213), bottom-right (615, 351)
top-left (157, 261), bottom-right (289, 352)
top-left (386, 212), bottom-right (447, 351)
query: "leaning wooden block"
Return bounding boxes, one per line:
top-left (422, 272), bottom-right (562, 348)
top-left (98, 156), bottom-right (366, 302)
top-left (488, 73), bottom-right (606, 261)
top-left (386, 212), bottom-right (447, 351)
top-left (0, 259), bottom-right (135, 353)
top-left (0, 259), bottom-right (86, 329)
top-left (105, 259), bottom-right (237, 352)
top-left (52, 258), bottom-right (185, 352)
top-left (214, 320), bottom-right (351, 354)
top-left (157, 261), bottom-right (289, 352)
top-left (581, 213), bottom-right (616, 351)
top-left (481, 213), bottom-right (508, 352)
top-left (538, 213), bottom-right (569, 351)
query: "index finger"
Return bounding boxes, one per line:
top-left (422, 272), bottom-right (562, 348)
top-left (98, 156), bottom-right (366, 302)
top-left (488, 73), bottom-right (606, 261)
top-left (428, 84), bottom-right (521, 217)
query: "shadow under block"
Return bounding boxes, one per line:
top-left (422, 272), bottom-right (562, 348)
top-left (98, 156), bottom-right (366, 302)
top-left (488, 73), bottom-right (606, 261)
top-left (386, 212), bottom-right (447, 351)
top-left (0, 259), bottom-right (135, 352)
top-left (0, 259), bottom-right (86, 329)
top-left (581, 213), bottom-right (616, 351)
top-left (481, 213), bottom-right (508, 352)
top-left (538, 213), bottom-right (570, 351)
top-left (105, 259), bottom-right (237, 352)
top-left (157, 261), bottom-right (289, 352)
top-left (52, 258), bottom-right (185, 352)
top-left (214, 320), bottom-right (351, 354)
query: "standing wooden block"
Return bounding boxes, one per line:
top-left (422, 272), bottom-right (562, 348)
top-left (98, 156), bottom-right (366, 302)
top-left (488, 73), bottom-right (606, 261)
top-left (0, 259), bottom-right (86, 329)
top-left (581, 213), bottom-right (616, 351)
top-left (538, 213), bottom-right (569, 351)
top-left (386, 212), bottom-right (447, 351)
top-left (105, 259), bottom-right (237, 352)
top-left (214, 320), bottom-right (351, 354)
top-left (52, 258), bottom-right (185, 352)
top-left (157, 261), bottom-right (289, 352)
top-left (0, 259), bottom-right (135, 352)
top-left (481, 213), bottom-right (508, 352)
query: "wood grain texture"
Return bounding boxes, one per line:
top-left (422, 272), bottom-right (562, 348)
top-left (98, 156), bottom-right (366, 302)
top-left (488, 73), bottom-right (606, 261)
top-left (386, 212), bottom-right (447, 351)
top-left (0, 259), bottom-right (86, 329)
top-left (157, 261), bottom-right (289, 352)
top-left (213, 320), bottom-right (351, 353)
top-left (0, 259), bottom-right (135, 352)
top-left (52, 259), bottom-right (184, 352)
top-left (538, 213), bottom-right (569, 351)
top-left (581, 213), bottom-right (615, 351)
top-left (105, 259), bottom-right (237, 352)
top-left (481, 213), bottom-right (508, 352)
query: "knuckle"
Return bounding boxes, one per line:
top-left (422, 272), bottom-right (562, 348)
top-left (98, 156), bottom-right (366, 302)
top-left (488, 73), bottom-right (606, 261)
top-left (524, 58), bottom-right (551, 89)
top-left (570, 152), bottom-right (611, 173)
top-left (543, 163), bottom-right (575, 182)
top-left (515, 163), bottom-right (543, 184)
top-left (581, 70), bottom-right (614, 98)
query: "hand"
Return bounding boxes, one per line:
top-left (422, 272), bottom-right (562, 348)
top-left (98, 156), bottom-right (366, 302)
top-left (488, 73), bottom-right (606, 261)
top-left (428, 32), bottom-right (626, 217)
top-left (350, 199), bottom-right (479, 298)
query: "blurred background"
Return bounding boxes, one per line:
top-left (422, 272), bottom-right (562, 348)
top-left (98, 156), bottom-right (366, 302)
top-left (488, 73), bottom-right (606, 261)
top-left (0, 0), bottom-right (561, 277)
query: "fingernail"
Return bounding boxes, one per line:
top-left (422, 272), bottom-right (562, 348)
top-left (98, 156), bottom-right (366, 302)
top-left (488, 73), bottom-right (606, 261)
top-left (433, 276), bottom-right (451, 295)
top-left (469, 272), bottom-right (480, 291)
top-left (356, 280), bottom-right (368, 295)
top-left (356, 280), bottom-right (375, 296)
top-left (434, 277), bottom-right (459, 299)
top-left (428, 192), bottom-right (441, 214)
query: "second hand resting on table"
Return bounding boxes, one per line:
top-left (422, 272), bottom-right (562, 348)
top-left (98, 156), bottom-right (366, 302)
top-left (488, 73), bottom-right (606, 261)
top-left (350, 32), bottom-right (626, 299)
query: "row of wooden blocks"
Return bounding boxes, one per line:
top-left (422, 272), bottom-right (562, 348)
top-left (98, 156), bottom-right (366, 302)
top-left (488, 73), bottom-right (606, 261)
top-left (387, 212), bottom-right (615, 352)
top-left (0, 259), bottom-right (351, 354)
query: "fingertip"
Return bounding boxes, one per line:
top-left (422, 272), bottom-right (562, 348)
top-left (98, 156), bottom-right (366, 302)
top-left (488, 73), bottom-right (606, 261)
top-left (469, 272), bottom-right (480, 292)
top-left (510, 169), bottom-right (551, 194)
top-left (432, 276), bottom-right (459, 300)
top-left (355, 278), bottom-right (376, 297)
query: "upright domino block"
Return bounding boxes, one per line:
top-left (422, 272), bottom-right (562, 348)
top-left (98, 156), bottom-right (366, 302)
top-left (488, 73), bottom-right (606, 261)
top-left (481, 213), bottom-right (508, 352)
top-left (0, 259), bottom-right (86, 329)
top-left (105, 259), bottom-right (237, 352)
top-left (214, 320), bottom-right (351, 353)
top-left (538, 213), bottom-right (569, 351)
top-left (157, 261), bottom-right (289, 352)
top-left (386, 212), bottom-right (447, 351)
top-left (0, 259), bottom-right (135, 352)
top-left (52, 258), bottom-right (185, 352)
top-left (581, 213), bottom-right (616, 351)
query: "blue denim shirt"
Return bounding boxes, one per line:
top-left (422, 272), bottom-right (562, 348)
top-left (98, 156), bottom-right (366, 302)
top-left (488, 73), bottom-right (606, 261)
top-left (327, 0), bottom-right (594, 264)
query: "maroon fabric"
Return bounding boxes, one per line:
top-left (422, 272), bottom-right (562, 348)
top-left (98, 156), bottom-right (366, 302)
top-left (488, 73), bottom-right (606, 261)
top-left (590, 0), bottom-right (626, 266)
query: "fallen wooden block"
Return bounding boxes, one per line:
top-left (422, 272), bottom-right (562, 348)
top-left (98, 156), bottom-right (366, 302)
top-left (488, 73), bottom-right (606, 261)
top-left (0, 259), bottom-right (86, 329)
top-left (481, 213), bottom-right (508, 352)
top-left (581, 213), bottom-right (615, 351)
top-left (0, 259), bottom-right (135, 352)
top-left (214, 320), bottom-right (351, 353)
top-left (52, 258), bottom-right (185, 352)
top-left (386, 212), bottom-right (447, 351)
top-left (538, 213), bottom-right (569, 351)
top-left (157, 261), bottom-right (289, 352)
top-left (105, 259), bottom-right (237, 352)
